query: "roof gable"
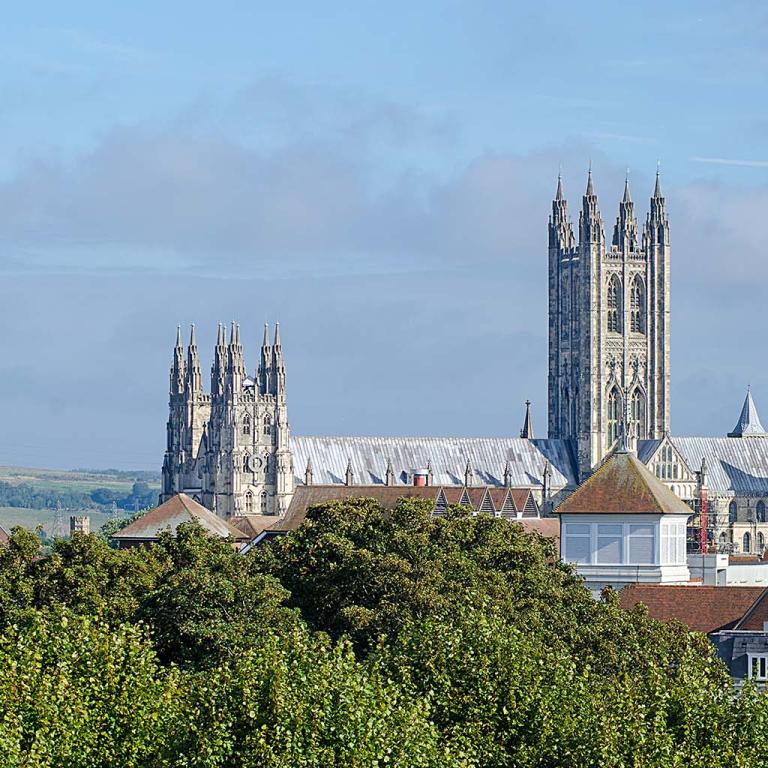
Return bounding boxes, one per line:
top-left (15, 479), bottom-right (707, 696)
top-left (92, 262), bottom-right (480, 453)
top-left (113, 494), bottom-right (247, 541)
top-left (556, 451), bottom-right (693, 515)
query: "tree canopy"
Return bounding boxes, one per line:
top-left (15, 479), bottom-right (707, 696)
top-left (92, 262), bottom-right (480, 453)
top-left (0, 497), bottom-right (766, 767)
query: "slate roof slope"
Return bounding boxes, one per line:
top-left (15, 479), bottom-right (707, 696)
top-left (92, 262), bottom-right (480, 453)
top-left (113, 493), bottom-right (247, 541)
top-left (290, 436), bottom-right (577, 488)
top-left (620, 584), bottom-right (767, 633)
top-left (556, 450), bottom-right (693, 515)
top-left (729, 389), bottom-right (767, 438)
top-left (671, 437), bottom-right (768, 496)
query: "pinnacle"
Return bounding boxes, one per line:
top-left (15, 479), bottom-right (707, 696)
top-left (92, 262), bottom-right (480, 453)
top-left (555, 174), bottom-right (564, 201)
top-left (585, 167), bottom-right (594, 196)
top-left (654, 166), bottom-right (663, 198)
top-left (175, 325), bottom-right (182, 348)
top-left (262, 323), bottom-right (269, 347)
top-left (622, 173), bottom-right (632, 204)
top-left (189, 323), bottom-right (197, 347)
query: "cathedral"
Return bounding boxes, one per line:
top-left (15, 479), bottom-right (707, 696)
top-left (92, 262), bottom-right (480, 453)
top-left (160, 170), bottom-right (768, 554)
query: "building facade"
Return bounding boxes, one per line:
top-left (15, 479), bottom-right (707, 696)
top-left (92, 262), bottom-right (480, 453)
top-left (159, 169), bottom-right (768, 553)
top-left (548, 171), bottom-right (670, 479)
top-left (161, 323), bottom-right (294, 517)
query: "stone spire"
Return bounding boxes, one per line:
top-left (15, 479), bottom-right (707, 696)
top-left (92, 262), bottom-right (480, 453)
top-left (503, 459), bottom-right (512, 489)
top-left (225, 321), bottom-right (246, 395)
top-left (549, 173), bottom-right (574, 250)
top-left (728, 387), bottom-right (768, 438)
top-left (645, 165), bottom-right (669, 244)
top-left (385, 458), bottom-right (395, 486)
top-left (304, 457), bottom-right (313, 486)
top-left (612, 171), bottom-right (638, 250)
top-left (426, 459), bottom-right (433, 486)
top-left (542, 460), bottom-right (551, 504)
top-left (258, 323), bottom-right (273, 395)
top-left (345, 458), bottom-right (354, 486)
top-left (170, 325), bottom-right (186, 396)
top-left (579, 166), bottom-right (603, 244)
top-left (464, 459), bottom-right (473, 487)
top-left (211, 323), bottom-right (227, 396)
top-left (520, 400), bottom-right (534, 439)
top-left (185, 324), bottom-right (202, 394)
top-left (272, 322), bottom-right (286, 398)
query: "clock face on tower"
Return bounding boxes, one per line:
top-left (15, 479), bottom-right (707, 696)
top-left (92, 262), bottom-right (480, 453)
top-left (247, 454), bottom-right (263, 473)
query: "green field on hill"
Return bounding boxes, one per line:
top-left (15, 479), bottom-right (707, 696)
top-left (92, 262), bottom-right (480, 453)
top-left (0, 466), bottom-right (160, 535)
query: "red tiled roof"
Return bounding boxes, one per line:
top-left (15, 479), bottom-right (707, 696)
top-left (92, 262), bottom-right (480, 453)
top-left (264, 486), bottom-right (558, 550)
top-left (113, 493), bottom-right (248, 541)
top-left (735, 590), bottom-right (768, 631)
top-left (619, 584), bottom-right (767, 633)
top-left (557, 451), bottom-right (693, 515)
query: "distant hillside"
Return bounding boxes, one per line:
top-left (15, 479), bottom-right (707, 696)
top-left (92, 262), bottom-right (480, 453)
top-left (0, 466), bottom-right (161, 536)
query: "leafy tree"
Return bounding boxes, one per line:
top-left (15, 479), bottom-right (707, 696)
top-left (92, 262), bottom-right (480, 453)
top-left (138, 522), bottom-right (299, 667)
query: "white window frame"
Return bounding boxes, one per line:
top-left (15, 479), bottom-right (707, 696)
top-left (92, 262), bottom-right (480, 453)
top-left (749, 654), bottom-right (768, 681)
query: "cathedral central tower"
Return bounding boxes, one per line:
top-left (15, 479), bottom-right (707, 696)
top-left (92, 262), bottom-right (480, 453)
top-left (548, 170), bottom-right (670, 479)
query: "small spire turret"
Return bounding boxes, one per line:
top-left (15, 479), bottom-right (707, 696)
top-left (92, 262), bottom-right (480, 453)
top-left (345, 458), bottom-right (354, 486)
top-left (304, 458), bottom-right (313, 486)
top-left (612, 171), bottom-right (638, 250)
top-left (520, 400), bottom-right (534, 439)
top-left (170, 325), bottom-right (186, 396)
top-left (185, 323), bottom-right (202, 394)
top-left (385, 458), bottom-right (395, 486)
top-left (464, 459), bottom-right (473, 487)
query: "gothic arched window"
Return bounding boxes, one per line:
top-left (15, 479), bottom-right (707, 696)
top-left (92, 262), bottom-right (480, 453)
top-left (631, 388), bottom-right (647, 441)
top-left (607, 387), bottom-right (622, 445)
top-left (607, 275), bottom-right (622, 333)
top-left (261, 491), bottom-right (268, 514)
top-left (743, 531), bottom-right (752, 554)
top-left (630, 276), bottom-right (646, 334)
top-left (263, 414), bottom-right (272, 435)
top-left (759, 532), bottom-right (766, 555)
top-left (245, 491), bottom-right (254, 514)
top-left (758, 500), bottom-right (766, 523)
top-left (729, 500), bottom-right (738, 523)
top-left (242, 414), bottom-right (251, 435)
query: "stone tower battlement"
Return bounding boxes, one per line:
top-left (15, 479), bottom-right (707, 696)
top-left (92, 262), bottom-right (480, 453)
top-left (548, 170), bottom-right (671, 479)
top-left (161, 322), bottom-right (294, 517)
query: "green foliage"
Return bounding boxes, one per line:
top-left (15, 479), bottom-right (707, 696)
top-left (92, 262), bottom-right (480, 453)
top-left (139, 524), bottom-right (300, 667)
top-left (1, 495), bottom-right (767, 766)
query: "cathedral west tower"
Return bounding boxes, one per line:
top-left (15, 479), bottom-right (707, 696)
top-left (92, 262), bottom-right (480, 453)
top-left (548, 170), bottom-right (670, 479)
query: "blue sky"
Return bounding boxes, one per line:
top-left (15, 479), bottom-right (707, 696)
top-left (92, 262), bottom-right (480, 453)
top-left (0, 1), bottom-right (766, 468)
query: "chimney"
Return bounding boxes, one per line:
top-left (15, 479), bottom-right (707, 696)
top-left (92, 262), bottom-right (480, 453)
top-left (412, 469), bottom-right (429, 487)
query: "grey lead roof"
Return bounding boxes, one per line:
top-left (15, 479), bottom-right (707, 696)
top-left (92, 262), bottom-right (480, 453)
top-left (728, 389), bottom-right (767, 438)
top-left (670, 437), bottom-right (768, 496)
top-left (289, 436), bottom-right (577, 488)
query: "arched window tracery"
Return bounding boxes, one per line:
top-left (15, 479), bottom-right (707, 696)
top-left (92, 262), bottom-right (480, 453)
top-left (607, 275), bottom-right (623, 333)
top-left (743, 531), bottom-right (752, 554)
top-left (631, 388), bottom-right (646, 441)
top-left (630, 275), bottom-right (646, 334)
top-left (607, 387), bottom-right (622, 445)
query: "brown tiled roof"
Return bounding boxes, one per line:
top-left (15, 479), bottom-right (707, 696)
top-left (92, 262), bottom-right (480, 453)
top-left (0, 526), bottom-right (9, 546)
top-left (263, 485), bottom-right (558, 550)
top-left (735, 590), bottom-right (768, 631)
top-left (230, 515), bottom-right (280, 538)
top-left (620, 584), bottom-right (767, 633)
top-left (279, 485), bottom-right (439, 530)
top-left (556, 451), bottom-right (693, 515)
top-left (113, 493), bottom-right (248, 541)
